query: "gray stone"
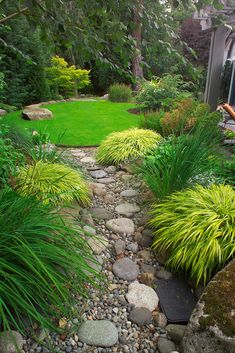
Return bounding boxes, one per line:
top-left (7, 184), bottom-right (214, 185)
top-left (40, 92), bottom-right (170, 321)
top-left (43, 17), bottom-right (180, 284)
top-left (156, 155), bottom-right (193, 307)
top-left (157, 338), bottom-right (176, 353)
top-left (0, 109), bottom-right (7, 116)
top-left (129, 307), bottom-right (152, 327)
top-left (141, 264), bottom-right (157, 275)
top-left (115, 203), bottom-right (140, 217)
top-left (86, 255), bottom-right (103, 273)
top-left (106, 218), bottom-right (135, 234)
top-left (77, 320), bottom-right (118, 347)
top-left (137, 249), bottom-right (152, 261)
top-left (80, 156), bottom-right (96, 164)
top-left (166, 324), bottom-right (186, 344)
top-left (120, 189), bottom-right (139, 197)
top-left (157, 268), bottom-right (173, 280)
top-left (90, 182), bottom-right (107, 196)
top-left (0, 331), bottom-right (24, 353)
top-left (81, 213), bottom-right (94, 226)
top-left (87, 235), bottom-right (108, 254)
top-left (114, 239), bottom-right (126, 255)
top-left (126, 281), bottom-right (159, 311)
top-left (22, 107), bottom-right (53, 120)
top-left (83, 225), bottom-right (96, 235)
top-left (113, 258), bottom-right (139, 281)
top-left (126, 242), bottom-right (138, 253)
top-left (137, 228), bottom-right (154, 248)
top-left (90, 207), bottom-right (113, 220)
top-left (90, 170), bottom-right (107, 179)
top-left (97, 177), bottom-right (115, 184)
top-left (105, 166), bottom-right (116, 174)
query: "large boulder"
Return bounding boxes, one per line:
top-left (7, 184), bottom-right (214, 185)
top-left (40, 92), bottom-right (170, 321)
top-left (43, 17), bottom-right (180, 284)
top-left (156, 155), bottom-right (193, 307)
top-left (182, 260), bottom-right (235, 353)
top-left (0, 109), bottom-right (7, 116)
top-left (22, 107), bottom-right (53, 120)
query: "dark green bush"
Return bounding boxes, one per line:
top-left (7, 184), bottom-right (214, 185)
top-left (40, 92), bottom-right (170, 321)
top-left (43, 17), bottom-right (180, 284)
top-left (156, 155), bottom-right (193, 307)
top-left (108, 84), bottom-right (132, 102)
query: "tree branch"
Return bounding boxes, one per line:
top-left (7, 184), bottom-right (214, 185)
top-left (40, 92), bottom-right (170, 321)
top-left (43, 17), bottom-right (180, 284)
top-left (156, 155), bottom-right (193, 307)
top-left (0, 7), bottom-right (29, 24)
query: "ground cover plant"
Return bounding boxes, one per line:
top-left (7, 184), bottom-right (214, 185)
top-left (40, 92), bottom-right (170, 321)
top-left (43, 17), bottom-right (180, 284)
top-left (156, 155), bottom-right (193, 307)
top-left (96, 128), bottom-right (162, 165)
top-left (0, 190), bottom-right (101, 333)
top-left (150, 184), bottom-right (235, 286)
top-left (138, 128), bottom-right (218, 200)
top-left (108, 84), bottom-right (132, 102)
top-left (4, 101), bottom-right (139, 146)
top-left (16, 161), bottom-right (91, 205)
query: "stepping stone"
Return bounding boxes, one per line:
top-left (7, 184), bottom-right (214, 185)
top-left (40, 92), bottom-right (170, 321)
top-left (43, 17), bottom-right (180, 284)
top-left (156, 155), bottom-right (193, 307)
top-left (113, 258), bottom-right (139, 281)
top-left (106, 218), bottom-right (135, 234)
top-left (97, 177), bottom-right (115, 184)
top-left (77, 320), bottom-right (118, 347)
top-left (87, 236), bottom-right (108, 254)
top-left (120, 189), bottom-right (139, 197)
top-left (115, 203), bottom-right (140, 217)
top-left (155, 278), bottom-right (197, 323)
top-left (90, 170), bottom-right (107, 179)
top-left (81, 156), bottom-right (96, 164)
top-left (129, 307), bottom-right (152, 327)
top-left (157, 337), bottom-right (176, 353)
top-left (126, 281), bottom-right (159, 311)
top-left (90, 207), bottom-right (113, 220)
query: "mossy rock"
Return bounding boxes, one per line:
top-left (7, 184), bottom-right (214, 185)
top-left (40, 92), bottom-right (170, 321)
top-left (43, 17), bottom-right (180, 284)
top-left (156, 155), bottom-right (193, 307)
top-left (181, 259), bottom-right (235, 353)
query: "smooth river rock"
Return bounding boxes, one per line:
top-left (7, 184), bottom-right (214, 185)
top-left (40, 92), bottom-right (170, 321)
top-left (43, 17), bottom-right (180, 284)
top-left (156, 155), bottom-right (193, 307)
top-left (126, 281), bottom-right (159, 311)
top-left (129, 307), bottom-right (152, 327)
top-left (115, 203), bottom-right (140, 217)
top-left (120, 189), bottom-right (139, 197)
top-left (77, 320), bottom-right (118, 347)
top-left (106, 218), bottom-right (135, 234)
top-left (0, 330), bottom-right (24, 353)
top-left (157, 337), bottom-right (176, 353)
top-left (90, 170), bottom-right (107, 179)
top-left (113, 258), bottom-right (139, 281)
top-left (89, 207), bottom-right (113, 220)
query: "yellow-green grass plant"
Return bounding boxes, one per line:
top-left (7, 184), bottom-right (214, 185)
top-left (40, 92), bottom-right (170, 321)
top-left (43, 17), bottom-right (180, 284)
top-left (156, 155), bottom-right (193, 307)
top-left (16, 161), bottom-right (91, 205)
top-left (0, 190), bottom-right (102, 334)
top-left (108, 83), bottom-right (132, 102)
top-left (150, 184), bottom-right (235, 286)
top-left (96, 128), bottom-right (162, 165)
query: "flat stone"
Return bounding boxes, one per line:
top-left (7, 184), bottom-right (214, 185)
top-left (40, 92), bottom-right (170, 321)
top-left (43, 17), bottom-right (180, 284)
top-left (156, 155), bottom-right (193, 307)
top-left (157, 338), bottom-right (176, 353)
top-left (90, 170), bottom-right (107, 179)
top-left (89, 182), bottom-right (107, 196)
top-left (115, 203), bottom-right (140, 217)
top-left (129, 307), bottom-right (152, 327)
top-left (0, 109), bottom-right (7, 116)
top-left (106, 218), bottom-right (135, 234)
top-left (22, 107), bottom-right (53, 120)
top-left (88, 236), bottom-right (108, 254)
top-left (80, 156), bottom-right (96, 164)
top-left (166, 324), bottom-right (186, 344)
top-left (97, 177), bottom-right (115, 184)
top-left (126, 281), bottom-right (159, 311)
top-left (126, 242), bottom-right (138, 253)
top-left (157, 268), bottom-right (173, 280)
top-left (90, 207), bottom-right (113, 220)
top-left (77, 320), bottom-right (118, 347)
top-left (83, 225), bottom-right (96, 235)
top-left (114, 239), bottom-right (126, 255)
top-left (113, 258), bottom-right (139, 281)
top-left (0, 330), bottom-right (24, 353)
top-left (120, 189), bottom-right (139, 197)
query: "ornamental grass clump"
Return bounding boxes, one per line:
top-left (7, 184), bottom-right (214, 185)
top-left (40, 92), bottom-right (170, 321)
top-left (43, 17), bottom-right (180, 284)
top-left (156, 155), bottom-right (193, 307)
top-left (108, 83), bottom-right (132, 102)
top-left (150, 184), bottom-right (235, 286)
top-left (96, 128), bottom-right (162, 165)
top-left (16, 161), bottom-right (91, 205)
top-left (0, 190), bottom-right (101, 333)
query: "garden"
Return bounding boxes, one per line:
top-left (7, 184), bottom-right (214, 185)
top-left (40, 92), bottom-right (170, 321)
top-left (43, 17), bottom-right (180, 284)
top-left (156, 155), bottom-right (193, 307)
top-left (0, 1), bottom-right (235, 353)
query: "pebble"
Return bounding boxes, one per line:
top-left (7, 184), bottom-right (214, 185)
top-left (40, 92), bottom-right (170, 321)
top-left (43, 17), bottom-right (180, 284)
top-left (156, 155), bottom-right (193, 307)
top-left (129, 307), bottom-right (152, 327)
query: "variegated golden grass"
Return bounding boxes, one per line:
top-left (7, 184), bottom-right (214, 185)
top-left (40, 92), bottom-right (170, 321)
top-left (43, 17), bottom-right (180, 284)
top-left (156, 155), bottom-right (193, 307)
top-left (96, 128), bottom-right (162, 165)
top-left (150, 184), bottom-right (235, 286)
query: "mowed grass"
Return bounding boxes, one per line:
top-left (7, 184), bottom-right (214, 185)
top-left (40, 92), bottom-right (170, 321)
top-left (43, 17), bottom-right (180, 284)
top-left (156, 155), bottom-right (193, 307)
top-left (4, 101), bottom-right (140, 146)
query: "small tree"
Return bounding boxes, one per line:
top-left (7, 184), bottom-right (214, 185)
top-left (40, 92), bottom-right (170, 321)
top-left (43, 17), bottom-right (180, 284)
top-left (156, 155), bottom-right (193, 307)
top-left (46, 56), bottom-right (90, 98)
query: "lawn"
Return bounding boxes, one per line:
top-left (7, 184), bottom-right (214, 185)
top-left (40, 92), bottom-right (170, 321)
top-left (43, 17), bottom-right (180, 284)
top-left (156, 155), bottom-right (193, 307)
top-left (4, 100), bottom-right (140, 146)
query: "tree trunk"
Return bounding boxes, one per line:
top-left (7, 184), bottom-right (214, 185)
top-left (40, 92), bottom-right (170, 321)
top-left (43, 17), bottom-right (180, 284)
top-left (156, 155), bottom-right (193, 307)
top-left (132, 0), bottom-right (144, 91)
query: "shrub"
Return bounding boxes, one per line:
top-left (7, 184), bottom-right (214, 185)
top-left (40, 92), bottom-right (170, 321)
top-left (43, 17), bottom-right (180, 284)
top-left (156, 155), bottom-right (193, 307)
top-left (108, 84), bottom-right (132, 102)
top-left (216, 155), bottom-right (235, 187)
top-left (46, 56), bottom-right (91, 98)
top-left (138, 128), bottom-right (218, 200)
top-left (16, 161), bottom-right (91, 205)
top-left (0, 190), bottom-right (101, 333)
top-left (136, 74), bottom-right (189, 111)
top-left (139, 110), bottom-right (165, 135)
top-left (150, 184), bottom-right (235, 285)
top-left (96, 128), bottom-right (162, 165)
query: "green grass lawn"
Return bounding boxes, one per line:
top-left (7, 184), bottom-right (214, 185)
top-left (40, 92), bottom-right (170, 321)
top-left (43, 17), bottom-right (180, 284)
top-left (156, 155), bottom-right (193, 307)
top-left (4, 101), bottom-right (140, 146)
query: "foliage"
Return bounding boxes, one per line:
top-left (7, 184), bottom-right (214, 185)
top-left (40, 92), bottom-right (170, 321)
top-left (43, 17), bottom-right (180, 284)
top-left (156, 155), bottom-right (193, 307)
top-left (139, 110), bottom-right (165, 136)
top-left (150, 184), bottom-right (235, 286)
top-left (138, 129), bottom-right (219, 200)
top-left (0, 190), bottom-right (101, 333)
top-left (0, 124), bottom-right (25, 188)
top-left (136, 74), bottom-right (190, 111)
top-left (108, 84), bottom-right (132, 102)
top-left (96, 128), bottom-right (162, 165)
top-left (216, 155), bottom-right (235, 187)
top-left (16, 161), bottom-right (91, 206)
top-left (0, 103), bottom-right (17, 113)
top-left (46, 56), bottom-right (90, 98)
